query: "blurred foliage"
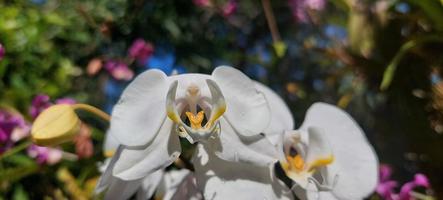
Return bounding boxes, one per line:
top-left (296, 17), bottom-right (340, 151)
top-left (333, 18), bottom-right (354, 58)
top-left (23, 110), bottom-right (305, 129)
top-left (1, 0), bottom-right (443, 199)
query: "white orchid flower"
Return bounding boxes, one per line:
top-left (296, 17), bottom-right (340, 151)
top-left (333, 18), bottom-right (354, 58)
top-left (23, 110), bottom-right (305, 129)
top-left (267, 103), bottom-right (379, 200)
top-left (106, 66), bottom-right (273, 181)
top-left (192, 143), bottom-right (294, 200)
top-left (96, 130), bottom-right (200, 200)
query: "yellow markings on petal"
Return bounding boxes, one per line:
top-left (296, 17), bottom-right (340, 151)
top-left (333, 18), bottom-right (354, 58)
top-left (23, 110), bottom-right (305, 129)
top-left (205, 103), bottom-right (226, 129)
top-left (104, 150), bottom-right (116, 158)
top-left (282, 154), bottom-right (334, 175)
top-left (307, 155), bottom-right (334, 173)
top-left (167, 109), bottom-right (181, 123)
top-left (185, 111), bottom-right (204, 129)
top-left (31, 104), bottom-right (81, 147)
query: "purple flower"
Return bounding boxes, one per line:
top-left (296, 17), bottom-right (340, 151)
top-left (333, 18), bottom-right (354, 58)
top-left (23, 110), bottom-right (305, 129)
top-left (128, 39), bottom-right (154, 65)
top-left (30, 94), bottom-right (52, 119)
top-left (27, 144), bottom-right (62, 165)
top-left (104, 60), bottom-right (134, 81)
top-left (0, 110), bottom-right (28, 153)
top-left (0, 43), bottom-right (5, 60)
top-left (222, 0), bottom-right (237, 17)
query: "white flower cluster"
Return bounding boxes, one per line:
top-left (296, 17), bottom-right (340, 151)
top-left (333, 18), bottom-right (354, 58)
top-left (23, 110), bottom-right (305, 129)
top-left (96, 66), bottom-right (378, 200)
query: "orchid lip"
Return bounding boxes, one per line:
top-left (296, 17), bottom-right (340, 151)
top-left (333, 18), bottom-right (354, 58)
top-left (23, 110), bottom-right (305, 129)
top-left (166, 79), bottom-right (226, 143)
top-left (280, 128), bottom-right (335, 190)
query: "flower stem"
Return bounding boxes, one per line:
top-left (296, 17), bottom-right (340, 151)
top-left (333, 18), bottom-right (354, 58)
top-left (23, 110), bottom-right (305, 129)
top-left (261, 0), bottom-right (281, 43)
top-left (72, 104), bottom-right (110, 122)
top-left (0, 140), bottom-right (32, 160)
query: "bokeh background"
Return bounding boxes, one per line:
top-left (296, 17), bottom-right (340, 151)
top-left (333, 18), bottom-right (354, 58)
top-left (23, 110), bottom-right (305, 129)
top-left (1, 0), bottom-right (442, 199)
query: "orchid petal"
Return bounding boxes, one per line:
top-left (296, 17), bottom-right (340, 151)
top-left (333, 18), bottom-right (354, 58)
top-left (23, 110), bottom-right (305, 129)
top-left (110, 69), bottom-right (169, 147)
top-left (205, 79), bottom-right (226, 128)
top-left (135, 170), bottom-right (164, 200)
top-left (212, 66), bottom-right (270, 136)
top-left (166, 173), bottom-right (202, 200)
top-left (205, 118), bottom-right (281, 166)
top-left (304, 127), bottom-right (334, 172)
top-left (95, 148), bottom-right (121, 194)
top-left (166, 80), bottom-right (182, 124)
top-left (255, 81), bottom-right (294, 138)
top-left (103, 178), bottom-right (143, 200)
top-left (159, 169), bottom-right (197, 200)
top-left (193, 144), bottom-right (293, 200)
top-left (113, 119), bottom-right (181, 180)
top-left (299, 102), bottom-right (378, 199)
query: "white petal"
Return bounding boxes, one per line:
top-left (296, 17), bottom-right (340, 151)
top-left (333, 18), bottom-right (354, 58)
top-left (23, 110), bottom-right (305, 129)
top-left (113, 119), bottom-right (181, 180)
top-left (304, 127), bottom-right (333, 171)
top-left (159, 169), bottom-right (197, 200)
top-left (193, 144), bottom-right (294, 200)
top-left (136, 170), bottom-right (164, 200)
top-left (103, 132), bottom-right (119, 154)
top-left (205, 79), bottom-right (226, 128)
top-left (212, 66), bottom-right (270, 136)
top-left (255, 81), bottom-right (294, 139)
top-left (299, 102), bottom-right (378, 199)
top-left (96, 147), bottom-right (123, 193)
top-left (104, 178), bottom-right (143, 200)
top-left (166, 173), bottom-right (202, 200)
top-left (205, 118), bottom-right (281, 166)
top-left (110, 69), bottom-right (169, 146)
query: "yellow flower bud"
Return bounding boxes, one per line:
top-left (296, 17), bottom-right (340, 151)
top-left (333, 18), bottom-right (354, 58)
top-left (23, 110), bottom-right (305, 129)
top-left (31, 104), bottom-right (81, 146)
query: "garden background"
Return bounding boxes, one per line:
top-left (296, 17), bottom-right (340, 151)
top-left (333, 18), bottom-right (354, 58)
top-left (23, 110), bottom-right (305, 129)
top-left (1, 0), bottom-right (443, 199)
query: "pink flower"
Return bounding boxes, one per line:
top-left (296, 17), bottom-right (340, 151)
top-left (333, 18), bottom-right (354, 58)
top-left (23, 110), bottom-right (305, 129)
top-left (87, 58), bottom-right (103, 76)
top-left (222, 0), bottom-right (237, 17)
top-left (128, 39), bottom-right (154, 65)
top-left (104, 60), bottom-right (134, 81)
top-left (305, 0), bottom-right (326, 10)
top-left (0, 43), bottom-right (5, 60)
top-left (73, 124), bottom-right (93, 159)
top-left (288, 0), bottom-right (326, 23)
top-left (376, 164), bottom-right (432, 200)
top-left (193, 0), bottom-right (212, 7)
top-left (27, 144), bottom-right (62, 165)
top-left (55, 98), bottom-right (76, 105)
top-left (399, 173), bottom-right (431, 200)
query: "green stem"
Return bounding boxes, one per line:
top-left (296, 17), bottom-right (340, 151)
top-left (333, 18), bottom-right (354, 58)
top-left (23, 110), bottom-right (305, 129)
top-left (380, 35), bottom-right (443, 91)
top-left (0, 140), bottom-right (32, 160)
top-left (72, 104), bottom-right (111, 122)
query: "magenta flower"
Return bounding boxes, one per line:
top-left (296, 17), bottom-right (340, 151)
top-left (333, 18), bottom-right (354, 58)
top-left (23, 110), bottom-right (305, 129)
top-left (0, 43), bottom-right (5, 60)
top-left (27, 144), bottom-right (62, 165)
top-left (221, 0), bottom-right (237, 17)
top-left (1, 110), bottom-right (29, 153)
top-left (376, 165), bottom-right (398, 200)
top-left (30, 94), bottom-right (51, 119)
top-left (104, 60), bottom-right (134, 81)
top-left (128, 39), bottom-right (154, 65)
top-left (376, 164), bottom-right (432, 200)
top-left (193, 0), bottom-right (211, 7)
top-left (399, 173), bottom-right (431, 200)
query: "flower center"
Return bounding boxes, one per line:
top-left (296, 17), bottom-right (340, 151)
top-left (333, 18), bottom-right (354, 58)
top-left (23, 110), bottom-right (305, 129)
top-left (185, 111), bottom-right (204, 129)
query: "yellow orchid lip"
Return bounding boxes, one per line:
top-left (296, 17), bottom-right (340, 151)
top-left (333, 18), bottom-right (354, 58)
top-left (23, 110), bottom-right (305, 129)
top-left (281, 152), bottom-right (334, 188)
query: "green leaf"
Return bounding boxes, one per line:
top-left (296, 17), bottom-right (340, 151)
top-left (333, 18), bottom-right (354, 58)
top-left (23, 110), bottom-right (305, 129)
top-left (12, 185), bottom-right (29, 200)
